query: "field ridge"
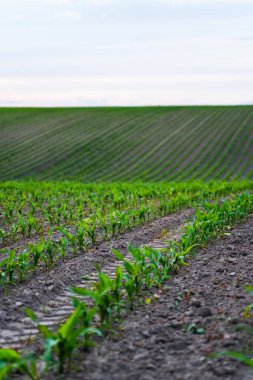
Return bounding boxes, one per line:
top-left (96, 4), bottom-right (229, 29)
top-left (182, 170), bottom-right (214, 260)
top-left (1, 106), bottom-right (253, 181)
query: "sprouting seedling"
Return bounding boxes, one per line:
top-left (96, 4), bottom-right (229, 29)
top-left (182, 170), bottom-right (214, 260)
top-left (27, 215), bottom-right (39, 238)
top-left (29, 200), bottom-right (36, 215)
top-left (28, 238), bottom-right (45, 270)
top-left (97, 214), bottom-right (109, 240)
top-left (72, 278), bottom-right (113, 329)
top-left (1, 250), bottom-right (18, 284)
top-left (111, 266), bottom-right (124, 316)
top-left (41, 238), bottom-right (58, 270)
top-left (109, 213), bottom-right (118, 237)
top-left (17, 216), bottom-right (27, 238)
top-left (72, 298), bottom-right (101, 349)
top-left (26, 306), bottom-right (101, 374)
top-left (0, 271), bottom-right (6, 291)
top-left (0, 229), bottom-right (6, 244)
top-left (113, 248), bottom-right (144, 309)
top-left (140, 246), bottom-right (167, 288)
top-left (58, 237), bottom-right (68, 258)
top-left (0, 348), bottom-right (39, 380)
top-left (17, 250), bottom-right (30, 282)
top-left (75, 224), bottom-right (87, 252)
top-left (243, 285), bottom-right (253, 319)
top-left (83, 218), bottom-right (97, 245)
top-left (3, 203), bottom-right (14, 222)
top-left (45, 211), bottom-right (54, 226)
top-left (58, 227), bottom-right (77, 254)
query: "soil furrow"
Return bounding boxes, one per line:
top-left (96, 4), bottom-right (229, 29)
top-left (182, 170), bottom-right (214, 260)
top-left (0, 208), bottom-right (193, 349)
top-left (63, 217), bottom-right (253, 380)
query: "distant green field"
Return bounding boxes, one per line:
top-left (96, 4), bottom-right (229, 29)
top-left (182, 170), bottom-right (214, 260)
top-left (0, 106), bottom-right (252, 181)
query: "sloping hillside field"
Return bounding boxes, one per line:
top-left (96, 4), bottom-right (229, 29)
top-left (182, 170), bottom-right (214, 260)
top-left (0, 107), bottom-right (253, 379)
top-left (0, 106), bottom-right (253, 181)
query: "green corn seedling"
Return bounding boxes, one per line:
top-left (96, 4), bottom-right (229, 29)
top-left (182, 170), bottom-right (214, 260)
top-left (58, 228), bottom-right (77, 254)
top-left (26, 306), bottom-right (101, 374)
top-left (113, 248), bottom-right (144, 309)
top-left (58, 237), bottom-right (68, 258)
top-left (28, 239), bottom-right (45, 270)
top-left (83, 218), bottom-right (97, 245)
top-left (75, 224), bottom-right (87, 252)
top-left (1, 250), bottom-right (18, 284)
top-left (0, 229), bottom-right (6, 244)
top-left (72, 298), bottom-right (101, 349)
top-left (27, 215), bottom-right (39, 238)
top-left (17, 250), bottom-right (30, 282)
top-left (41, 238), bottom-right (58, 270)
top-left (72, 277), bottom-right (114, 328)
top-left (0, 349), bottom-right (38, 380)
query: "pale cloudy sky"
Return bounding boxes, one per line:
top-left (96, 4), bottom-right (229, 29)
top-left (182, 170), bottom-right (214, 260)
top-left (0, 0), bottom-right (252, 106)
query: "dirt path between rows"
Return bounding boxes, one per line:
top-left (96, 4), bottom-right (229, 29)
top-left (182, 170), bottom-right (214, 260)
top-left (0, 208), bottom-right (194, 348)
top-left (63, 217), bottom-right (253, 380)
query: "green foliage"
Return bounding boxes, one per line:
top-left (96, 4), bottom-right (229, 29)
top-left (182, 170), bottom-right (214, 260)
top-left (28, 239), bottom-right (45, 270)
top-left (0, 349), bottom-right (38, 380)
top-left (26, 305), bottom-right (101, 374)
top-left (1, 191), bottom-right (253, 377)
top-left (0, 107), bottom-right (253, 182)
top-left (2, 180), bottom-right (252, 288)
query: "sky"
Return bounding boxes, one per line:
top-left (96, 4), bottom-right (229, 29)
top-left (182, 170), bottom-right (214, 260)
top-left (0, 0), bottom-right (253, 106)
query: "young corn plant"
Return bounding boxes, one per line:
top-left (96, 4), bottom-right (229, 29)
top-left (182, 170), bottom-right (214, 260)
top-left (0, 250), bottom-right (18, 284)
top-left (17, 250), bottom-right (31, 282)
top-left (27, 215), bottom-right (39, 238)
top-left (75, 223), bottom-right (87, 252)
top-left (28, 239), bottom-right (45, 270)
top-left (26, 306), bottom-right (101, 374)
top-left (0, 270), bottom-right (6, 291)
top-left (83, 218), bottom-right (97, 245)
top-left (140, 246), bottom-right (171, 288)
top-left (72, 273), bottom-right (115, 329)
top-left (71, 298), bottom-right (102, 349)
top-left (109, 213), bottom-right (118, 237)
top-left (100, 217), bottom-right (110, 240)
top-left (113, 248), bottom-right (146, 309)
top-left (0, 349), bottom-right (39, 380)
top-left (110, 266), bottom-right (124, 317)
top-left (3, 203), bottom-right (14, 223)
top-left (57, 237), bottom-right (68, 258)
top-left (0, 229), bottom-right (6, 245)
top-left (26, 307), bottom-right (82, 374)
top-left (41, 238), bottom-right (58, 270)
top-left (12, 216), bottom-right (27, 239)
top-left (58, 228), bottom-right (77, 254)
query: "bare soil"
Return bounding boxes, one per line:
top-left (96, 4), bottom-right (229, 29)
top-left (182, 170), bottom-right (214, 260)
top-left (0, 209), bottom-right (193, 341)
top-left (63, 217), bottom-right (253, 380)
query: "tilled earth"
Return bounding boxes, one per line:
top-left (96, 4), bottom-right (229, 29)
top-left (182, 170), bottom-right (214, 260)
top-left (0, 209), bottom-right (193, 346)
top-left (63, 217), bottom-right (253, 380)
top-left (1, 212), bottom-right (253, 380)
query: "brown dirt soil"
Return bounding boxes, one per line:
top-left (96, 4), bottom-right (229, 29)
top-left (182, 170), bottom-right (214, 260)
top-left (62, 217), bottom-right (253, 380)
top-left (0, 209), bottom-right (193, 342)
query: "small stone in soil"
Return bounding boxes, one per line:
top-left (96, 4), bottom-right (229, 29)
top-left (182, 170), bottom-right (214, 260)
top-left (226, 317), bottom-right (240, 325)
top-left (190, 299), bottom-right (202, 307)
top-left (14, 302), bottom-right (23, 309)
top-left (198, 307), bottom-right (213, 318)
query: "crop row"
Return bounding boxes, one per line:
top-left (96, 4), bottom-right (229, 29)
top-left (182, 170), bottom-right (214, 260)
top-left (1, 106), bottom-right (253, 181)
top-left (1, 192), bottom-right (252, 379)
top-left (0, 108), bottom-right (164, 180)
top-left (1, 180), bottom-right (253, 287)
